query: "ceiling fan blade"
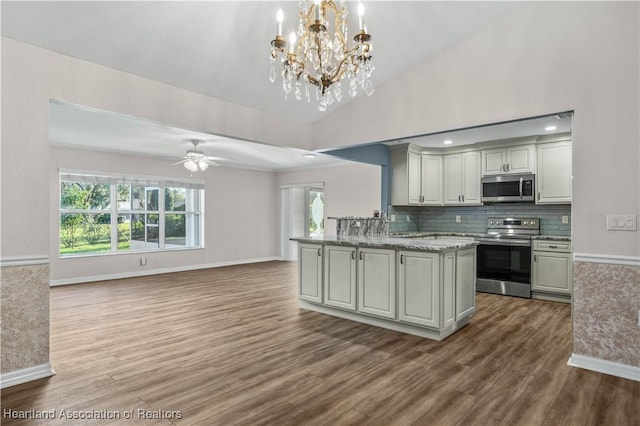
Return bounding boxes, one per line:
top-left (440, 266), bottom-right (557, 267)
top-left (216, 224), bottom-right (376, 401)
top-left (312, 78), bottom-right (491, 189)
top-left (203, 158), bottom-right (221, 167)
top-left (170, 159), bottom-right (188, 166)
top-left (205, 155), bottom-right (231, 162)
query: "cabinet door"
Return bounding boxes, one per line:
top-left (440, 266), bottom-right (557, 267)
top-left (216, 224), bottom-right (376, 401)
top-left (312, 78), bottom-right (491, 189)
top-left (358, 248), bottom-right (396, 319)
top-left (298, 244), bottom-right (322, 303)
top-left (536, 141), bottom-right (572, 204)
top-left (443, 154), bottom-right (463, 205)
top-left (532, 251), bottom-right (572, 294)
top-left (324, 245), bottom-right (357, 310)
top-left (507, 145), bottom-right (535, 174)
top-left (407, 152), bottom-right (422, 205)
top-left (398, 251), bottom-right (440, 328)
top-left (455, 248), bottom-right (476, 321)
top-left (482, 148), bottom-right (507, 175)
top-left (420, 155), bottom-right (443, 205)
top-left (461, 151), bottom-right (482, 205)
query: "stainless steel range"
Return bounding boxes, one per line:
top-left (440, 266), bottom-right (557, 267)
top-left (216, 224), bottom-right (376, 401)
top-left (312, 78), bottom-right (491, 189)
top-left (476, 218), bottom-right (540, 298)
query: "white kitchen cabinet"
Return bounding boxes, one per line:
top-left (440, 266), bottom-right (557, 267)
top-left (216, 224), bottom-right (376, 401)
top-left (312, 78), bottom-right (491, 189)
top-left (323, 245), bottom-right (357, 311)
top-left (420, 155), bottom-right (443, 205)
top-left (455, 248), bottom-right (476, 320)
top-left (532, 240), bottom-right (572, 297)
top-left (398, 251), bottom-right (440, 328)
top-left (298, 243), bottom-right (323, 304)
top-left (391, 147), bottom-right (442, 206)
top-left (536, 141), bottom-right (572, 204)
top-left (444, 151), bottom-right (482, 205)
top-left (357, 247), bottom-right (396, 319)
top-left (482, 145), bottom-right (535, 176)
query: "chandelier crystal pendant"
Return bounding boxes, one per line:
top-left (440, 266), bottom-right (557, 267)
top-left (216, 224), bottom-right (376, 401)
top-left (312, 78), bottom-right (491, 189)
top-left (270, 0), bottom-right (375, 111)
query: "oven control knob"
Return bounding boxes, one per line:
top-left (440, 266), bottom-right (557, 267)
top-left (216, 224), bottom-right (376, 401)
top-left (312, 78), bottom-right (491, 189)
top-left (523, 220), bottom-right (529, 225)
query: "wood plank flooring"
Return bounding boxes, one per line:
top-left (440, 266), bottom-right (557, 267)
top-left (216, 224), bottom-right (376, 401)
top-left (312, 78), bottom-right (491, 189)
top-left (2, 261), bottom-right (637, 425)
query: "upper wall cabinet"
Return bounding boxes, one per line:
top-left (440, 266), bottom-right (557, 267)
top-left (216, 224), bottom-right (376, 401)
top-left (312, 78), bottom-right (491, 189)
top-left (482, 145), bottom-right (535, 176)
top-left (391, 147), bottom-right (442, 206)
top-left (443, 151), bottom-right (482, 205)
top-left (536, 141), bottom-right (572, 204)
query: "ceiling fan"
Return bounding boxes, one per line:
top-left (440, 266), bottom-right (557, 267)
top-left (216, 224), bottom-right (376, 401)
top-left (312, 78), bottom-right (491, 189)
top-left (172, 139), bottom-right (226, 172)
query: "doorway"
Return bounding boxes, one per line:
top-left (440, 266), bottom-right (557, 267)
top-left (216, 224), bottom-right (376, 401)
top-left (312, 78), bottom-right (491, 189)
top-left (281, 185), bottom-right (325, 261)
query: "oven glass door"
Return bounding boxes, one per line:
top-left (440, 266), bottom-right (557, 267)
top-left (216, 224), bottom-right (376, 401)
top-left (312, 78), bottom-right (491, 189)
top-left (477, 244), bottom-right (531, 284)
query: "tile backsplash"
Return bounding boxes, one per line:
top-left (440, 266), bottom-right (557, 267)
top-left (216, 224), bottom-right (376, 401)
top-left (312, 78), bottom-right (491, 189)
top-left (388, 203), bottom-right (571, 236)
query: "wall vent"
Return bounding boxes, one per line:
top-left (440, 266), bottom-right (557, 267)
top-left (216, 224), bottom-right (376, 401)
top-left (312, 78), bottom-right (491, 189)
top-left (556, 111), bottom-right (574, 119)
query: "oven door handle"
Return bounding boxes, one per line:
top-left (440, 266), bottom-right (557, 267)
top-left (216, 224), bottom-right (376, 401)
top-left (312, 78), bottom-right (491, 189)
top-left (477, 238), bottom-right (531, 247)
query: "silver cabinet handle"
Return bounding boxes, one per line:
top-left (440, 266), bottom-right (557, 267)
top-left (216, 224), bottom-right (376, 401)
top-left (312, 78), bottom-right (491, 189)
top-left (359, 251), bottom-right (363, 260)
top-left (351, 251), bottom-right (355, 260)
top-left (534, 254), bottom-right (537, 262)
top-left (502, 164), bottom-right (506, 172)
top-left (461, 194), bottom-right (465, 203)
top-left (549, 245), bottom-right (558, 249)
top-left (519, 177), bottom-right (523, 199)
top-left (400, 254), bottom-right (404, 264)
top-left (507, 163), bottom-right (510, 172)
top-left (458, 195), bottom-right (461, 202)
top-left (538, 191), bottom-right (541, 201)
top-left (318, 248), bottom-right (321, 256)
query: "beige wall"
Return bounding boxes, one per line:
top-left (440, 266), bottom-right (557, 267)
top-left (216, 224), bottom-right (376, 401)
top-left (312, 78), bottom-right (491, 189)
top-left (277, 163), bottom-right (382, 243)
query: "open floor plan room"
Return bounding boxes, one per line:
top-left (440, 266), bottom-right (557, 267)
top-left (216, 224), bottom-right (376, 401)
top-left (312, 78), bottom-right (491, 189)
top-left (2, 261), bottom-right (637, 426)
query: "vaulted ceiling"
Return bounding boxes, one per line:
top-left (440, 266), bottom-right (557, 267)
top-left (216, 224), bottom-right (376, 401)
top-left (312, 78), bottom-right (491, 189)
top-left (3, 1), bottom-right (533, 170)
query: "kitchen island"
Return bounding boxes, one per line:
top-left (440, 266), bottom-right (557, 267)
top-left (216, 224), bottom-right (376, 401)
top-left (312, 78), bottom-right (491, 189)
top-left (290, 235), bottom-right (477, 340)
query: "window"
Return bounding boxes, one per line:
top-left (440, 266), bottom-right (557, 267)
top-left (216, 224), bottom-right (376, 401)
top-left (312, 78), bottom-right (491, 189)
top-left (60, 172), bottom-right (204, 256)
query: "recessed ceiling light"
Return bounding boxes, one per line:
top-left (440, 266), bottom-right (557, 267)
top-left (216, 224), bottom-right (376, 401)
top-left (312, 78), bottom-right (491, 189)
top-left (443, 140), bottom-right (453, 145)
top-left (545, 125), bottom-right (557, 131)
top-left (303, 153), bottom-right (317, 158)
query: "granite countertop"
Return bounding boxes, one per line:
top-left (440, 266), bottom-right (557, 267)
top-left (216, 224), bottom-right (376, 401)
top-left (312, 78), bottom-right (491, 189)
top-left (290, 235), bottom-right (477, 252)
top-left (531, 235), bottom-right (572, 241)
top-left (388, 231), bottom-right (483, 239)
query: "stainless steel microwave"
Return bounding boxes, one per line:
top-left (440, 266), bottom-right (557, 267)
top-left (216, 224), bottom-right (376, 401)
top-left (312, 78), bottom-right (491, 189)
top-left (481, 174), bottom-right (535, 202)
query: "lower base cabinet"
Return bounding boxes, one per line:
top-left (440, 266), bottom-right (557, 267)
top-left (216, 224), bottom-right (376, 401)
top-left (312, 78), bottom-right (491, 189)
top-left (324, 245), bottom-right (357, 311)
top-left (358, 248), bottom-right (396, 319)
top-left (398, 248), bottom-right (476, 329)
top-left (298, 243), bottom-right (323, 304)
top-left (296, 242), bottom-right (477, 340)
top-left (532, 241), bottom-right (572, 298)
top-left (398, 251), bottom-right (441, 328)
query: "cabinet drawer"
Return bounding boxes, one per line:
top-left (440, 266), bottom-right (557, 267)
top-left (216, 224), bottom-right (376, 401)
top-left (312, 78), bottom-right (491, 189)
top-left (533, 240), bottom-right (571, 253)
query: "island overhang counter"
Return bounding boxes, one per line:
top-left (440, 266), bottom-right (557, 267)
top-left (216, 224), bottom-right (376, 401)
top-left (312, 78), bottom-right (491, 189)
top-left (290, 235), bottom-right (477, 341)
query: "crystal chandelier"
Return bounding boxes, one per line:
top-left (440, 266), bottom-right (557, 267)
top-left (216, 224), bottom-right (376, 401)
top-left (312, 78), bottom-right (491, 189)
top-left (270, 0), bottom-right (375, 112)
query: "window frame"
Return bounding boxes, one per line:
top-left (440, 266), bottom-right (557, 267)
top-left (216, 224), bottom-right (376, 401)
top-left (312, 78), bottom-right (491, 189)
top-left (59, 170), bottom-right (205, 258)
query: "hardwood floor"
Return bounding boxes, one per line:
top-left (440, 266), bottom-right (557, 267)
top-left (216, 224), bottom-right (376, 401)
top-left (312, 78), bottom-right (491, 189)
top-left (2, 261), bottom-right (637, 425)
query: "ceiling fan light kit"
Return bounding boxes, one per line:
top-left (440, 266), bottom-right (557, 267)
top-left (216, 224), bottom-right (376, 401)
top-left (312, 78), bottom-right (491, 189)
top-left (173, 139), bottom-right (220, 172)
top-left (270, 0), bottom-right (375, 112)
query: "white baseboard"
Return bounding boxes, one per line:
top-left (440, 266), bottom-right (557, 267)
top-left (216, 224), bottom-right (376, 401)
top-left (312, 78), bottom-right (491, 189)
top-left (573, 253), bottom-right (640, 267)
top-left (568, 353), bottom-right (640, 382)
top-left (0, 363), bottom-right (55, 389)
top-left (50, 257), bottom-right (284, 286)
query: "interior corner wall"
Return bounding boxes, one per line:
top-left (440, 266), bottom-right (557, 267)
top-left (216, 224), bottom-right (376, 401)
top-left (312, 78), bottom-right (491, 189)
top-left (276, 162), bottom-right (382, 251)
top-left (49, 147), bottom-right (278, 282)
top-left (312, 2), bottom-right (640, 370)
top-left (1, 37), bottom-right (293, 378)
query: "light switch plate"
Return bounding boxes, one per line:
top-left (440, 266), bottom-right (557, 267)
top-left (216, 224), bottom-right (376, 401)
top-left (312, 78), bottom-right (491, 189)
top-left (606, 214), bottom-right (637, 231)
